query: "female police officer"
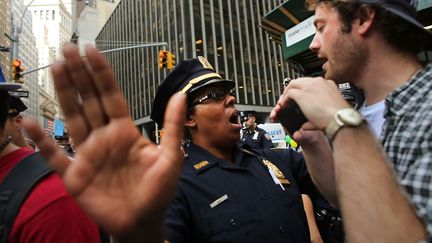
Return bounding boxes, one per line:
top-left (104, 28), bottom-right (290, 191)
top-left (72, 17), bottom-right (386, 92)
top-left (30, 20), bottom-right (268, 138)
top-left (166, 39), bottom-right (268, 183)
top-left (151, 56), bottom-right (322, 243)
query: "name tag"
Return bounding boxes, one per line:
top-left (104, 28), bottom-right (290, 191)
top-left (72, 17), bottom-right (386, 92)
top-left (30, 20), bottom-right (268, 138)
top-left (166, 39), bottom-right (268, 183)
top-left (210, 194), bottom-right (228, 208)
top-left (253, 131), bottom-right (259, 140)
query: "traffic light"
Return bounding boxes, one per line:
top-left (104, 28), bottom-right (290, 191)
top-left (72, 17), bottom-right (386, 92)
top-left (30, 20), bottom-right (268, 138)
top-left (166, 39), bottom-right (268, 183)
top-left (159, 50), bottom-right (167, 69)
top-left (12, 59), bottom-right (24, 83)
top-left (167, 51), bottom-right (176, 70)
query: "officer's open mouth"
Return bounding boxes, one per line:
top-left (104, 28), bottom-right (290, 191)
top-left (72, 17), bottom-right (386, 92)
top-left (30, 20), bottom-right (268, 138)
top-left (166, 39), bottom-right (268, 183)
top-left (229, 113), bottom-right (239, 124)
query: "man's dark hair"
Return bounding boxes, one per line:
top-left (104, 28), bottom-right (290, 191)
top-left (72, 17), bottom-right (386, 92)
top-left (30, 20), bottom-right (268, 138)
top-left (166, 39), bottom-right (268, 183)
top-left (0, 90), bottom-right (10, 130)
top-left (306, 0), bottom-right (430, 54)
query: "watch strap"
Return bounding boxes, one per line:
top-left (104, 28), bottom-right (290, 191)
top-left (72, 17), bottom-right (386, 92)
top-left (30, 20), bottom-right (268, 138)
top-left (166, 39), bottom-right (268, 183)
top-left (325, 113), bottom-right (344, 142)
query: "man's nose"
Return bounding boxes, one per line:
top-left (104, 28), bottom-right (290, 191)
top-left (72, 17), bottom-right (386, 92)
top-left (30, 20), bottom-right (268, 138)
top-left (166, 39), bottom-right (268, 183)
top-left (309, 34), bottom-right (320, 52)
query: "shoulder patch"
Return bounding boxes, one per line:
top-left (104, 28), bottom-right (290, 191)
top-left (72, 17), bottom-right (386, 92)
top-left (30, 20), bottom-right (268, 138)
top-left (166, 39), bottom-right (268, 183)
top-left (193, 160), bottom-right (210, 170)
top-left (264, 133), bottom-right (271, 140)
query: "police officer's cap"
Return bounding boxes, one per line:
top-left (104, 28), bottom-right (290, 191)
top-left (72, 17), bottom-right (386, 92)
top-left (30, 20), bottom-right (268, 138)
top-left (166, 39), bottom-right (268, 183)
top-left (0, 83), bottom-right (24, 116)
top-left (240, 110), bottom-right (256, 118)
top-left (151, 56), bottom-right (235, 127)
top-left (0, 83), bottom-right (22, 92)
top-left (8, 95), bottom-right (27, 116)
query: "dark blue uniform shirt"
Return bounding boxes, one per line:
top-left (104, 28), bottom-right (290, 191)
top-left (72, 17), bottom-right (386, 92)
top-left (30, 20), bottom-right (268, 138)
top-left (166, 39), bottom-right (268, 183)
top-left (165, 142), bottom-right (315, 243)
top-left (241, 127), bottom-right (274, 149)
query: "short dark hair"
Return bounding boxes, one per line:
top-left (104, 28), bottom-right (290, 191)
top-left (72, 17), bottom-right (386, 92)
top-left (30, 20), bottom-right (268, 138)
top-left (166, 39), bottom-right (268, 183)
top-left (0, 90), bottom-right (10, 130)
top-left (306, 0), bottom-right (429, 54)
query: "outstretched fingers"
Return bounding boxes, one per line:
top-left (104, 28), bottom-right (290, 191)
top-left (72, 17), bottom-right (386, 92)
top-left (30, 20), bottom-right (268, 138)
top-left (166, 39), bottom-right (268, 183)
top-left (84, 46), bottom-right (130, 119)
top-left (51, 59), bottom-right (90, 147)
top-left (24, 119), bottom-right (72, 177)
top-left (62, 44), bottom-right (108, 129)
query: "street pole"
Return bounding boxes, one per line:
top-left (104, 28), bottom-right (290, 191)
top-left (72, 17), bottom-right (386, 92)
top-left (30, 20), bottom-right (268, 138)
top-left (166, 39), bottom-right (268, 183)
top-left (21, 42), bottom-right (168, 75)
top-left (12, 0), bottom-right (37, 60)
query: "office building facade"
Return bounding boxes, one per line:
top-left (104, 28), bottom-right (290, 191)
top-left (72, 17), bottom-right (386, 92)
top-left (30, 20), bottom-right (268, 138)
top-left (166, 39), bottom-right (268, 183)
top-left (12, 0), bottom-right (40, 119)
top-left (97, 0), bottom-right (299, 139)
top-left (0, 0), bottom-right (12, 81)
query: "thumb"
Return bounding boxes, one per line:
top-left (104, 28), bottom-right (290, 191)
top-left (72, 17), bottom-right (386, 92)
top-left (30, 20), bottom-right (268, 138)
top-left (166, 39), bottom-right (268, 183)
top-left (159, 93), bottom-right (187, 166)
top-left (293, 122), bottom-right (324, 146)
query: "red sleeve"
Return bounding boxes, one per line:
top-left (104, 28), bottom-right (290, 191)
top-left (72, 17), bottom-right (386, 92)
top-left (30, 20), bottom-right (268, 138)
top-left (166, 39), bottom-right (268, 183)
top-left (9, 174), bottom-right (100, 243)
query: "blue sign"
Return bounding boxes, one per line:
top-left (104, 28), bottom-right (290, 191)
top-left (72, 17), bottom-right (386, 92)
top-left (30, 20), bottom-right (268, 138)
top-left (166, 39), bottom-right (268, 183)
top-left (53, 118), bottom-right (65, 137)
top-left (0, 66), bottom-right (6, 83)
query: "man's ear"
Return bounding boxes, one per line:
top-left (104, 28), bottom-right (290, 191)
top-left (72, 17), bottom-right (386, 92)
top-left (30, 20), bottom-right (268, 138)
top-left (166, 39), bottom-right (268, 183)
top-left (356, 6), bottom-right (375, 35)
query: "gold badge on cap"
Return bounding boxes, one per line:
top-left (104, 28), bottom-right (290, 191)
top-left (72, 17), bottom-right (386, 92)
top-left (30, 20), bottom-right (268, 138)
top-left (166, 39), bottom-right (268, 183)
top-left (194, 160), bottom-right (210, 170)
top-left (198, 56), bottom-right (214, 70)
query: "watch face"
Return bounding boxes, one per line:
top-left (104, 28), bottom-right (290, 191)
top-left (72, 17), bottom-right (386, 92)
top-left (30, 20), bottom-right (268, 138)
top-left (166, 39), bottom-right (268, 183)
top-left (338, 108), bottom-right (364, 126)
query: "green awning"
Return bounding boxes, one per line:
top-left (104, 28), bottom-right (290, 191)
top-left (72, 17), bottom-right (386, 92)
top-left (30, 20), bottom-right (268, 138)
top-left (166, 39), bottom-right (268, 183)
top-left (263, 0), bottom-right (432, 75)
top-left (261, 0), bottom-right (313, 44)
top-left (264, 0), bottom-right (312, 29)
top-left (262, 0), bottom-right (321, 75)
top-left (262, 0), bottom-right (316, 60)
top-left (282, 34), bottom-right (313, 59)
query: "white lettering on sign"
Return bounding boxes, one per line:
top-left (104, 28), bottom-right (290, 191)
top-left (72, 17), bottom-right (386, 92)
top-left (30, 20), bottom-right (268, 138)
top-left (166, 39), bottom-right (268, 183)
top-left (285, 15), bottom-right (316, 48)
top-left (258, 123), bottom-right (286, 143)
top-left (268, 130), bottom-right (282, 136)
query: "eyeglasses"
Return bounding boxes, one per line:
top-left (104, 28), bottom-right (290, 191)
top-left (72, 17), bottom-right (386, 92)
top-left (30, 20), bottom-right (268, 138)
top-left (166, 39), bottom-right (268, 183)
top-left (191, 88), bottom-right (235, 106)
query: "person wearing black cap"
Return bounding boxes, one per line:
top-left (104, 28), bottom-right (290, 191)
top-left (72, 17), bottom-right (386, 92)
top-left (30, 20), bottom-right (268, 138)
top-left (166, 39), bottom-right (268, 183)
top-left (271, 0), bottom-right (432, 242)
top-left (0, 83), bottom-right (101, 242)
top-left (151, 56), bottom-right (324, 243)
top-left (240, 110), bottom-right (274, 149)
top-left (4, 95), bottom-right (32, 149)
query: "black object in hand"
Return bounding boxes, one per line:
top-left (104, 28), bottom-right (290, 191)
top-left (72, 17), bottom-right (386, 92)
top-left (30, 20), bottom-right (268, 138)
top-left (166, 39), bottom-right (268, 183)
top-left (277, 102), bottom-right (308, 136)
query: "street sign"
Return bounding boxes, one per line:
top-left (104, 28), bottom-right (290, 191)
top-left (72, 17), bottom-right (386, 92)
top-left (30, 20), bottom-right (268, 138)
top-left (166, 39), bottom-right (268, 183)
top-left (8, 90), bottom-right (29, 98)
top-left (53, 118), bottom-right (65, 137)
top-left (0, 46), bottom-right (10, 52)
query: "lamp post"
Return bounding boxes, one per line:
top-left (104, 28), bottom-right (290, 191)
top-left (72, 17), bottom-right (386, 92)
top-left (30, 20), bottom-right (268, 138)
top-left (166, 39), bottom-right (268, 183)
top-left (11, 0), bottom-right (37, 60)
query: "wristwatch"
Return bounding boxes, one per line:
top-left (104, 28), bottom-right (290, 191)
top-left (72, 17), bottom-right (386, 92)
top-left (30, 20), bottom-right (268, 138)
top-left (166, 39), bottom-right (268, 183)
top-left (325, 108), bottom-right (366, 142)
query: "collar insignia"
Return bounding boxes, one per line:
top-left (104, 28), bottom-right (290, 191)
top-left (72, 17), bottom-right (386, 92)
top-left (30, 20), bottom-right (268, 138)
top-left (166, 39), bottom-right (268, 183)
top-left (194, 160), bottom-right (210, 170)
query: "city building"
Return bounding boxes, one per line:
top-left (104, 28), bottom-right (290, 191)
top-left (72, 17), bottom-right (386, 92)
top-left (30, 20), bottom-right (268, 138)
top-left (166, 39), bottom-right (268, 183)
top-left (11, 0), bottom-right (40, 119)
top-left (25, 0), bottom-right (74, 134)
top-left (96, 0), bottom-right (299, 140)
top-left (72, 0), bottom-right (118, 51)
top-left (0, 0), bottom-right (12, 81)
top-left (27, 0), bottom-right (73, 58)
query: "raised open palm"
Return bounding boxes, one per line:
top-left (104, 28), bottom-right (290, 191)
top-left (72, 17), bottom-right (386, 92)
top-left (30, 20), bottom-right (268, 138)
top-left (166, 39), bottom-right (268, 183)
top-left (26, 44), bottom-right (186, 242)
